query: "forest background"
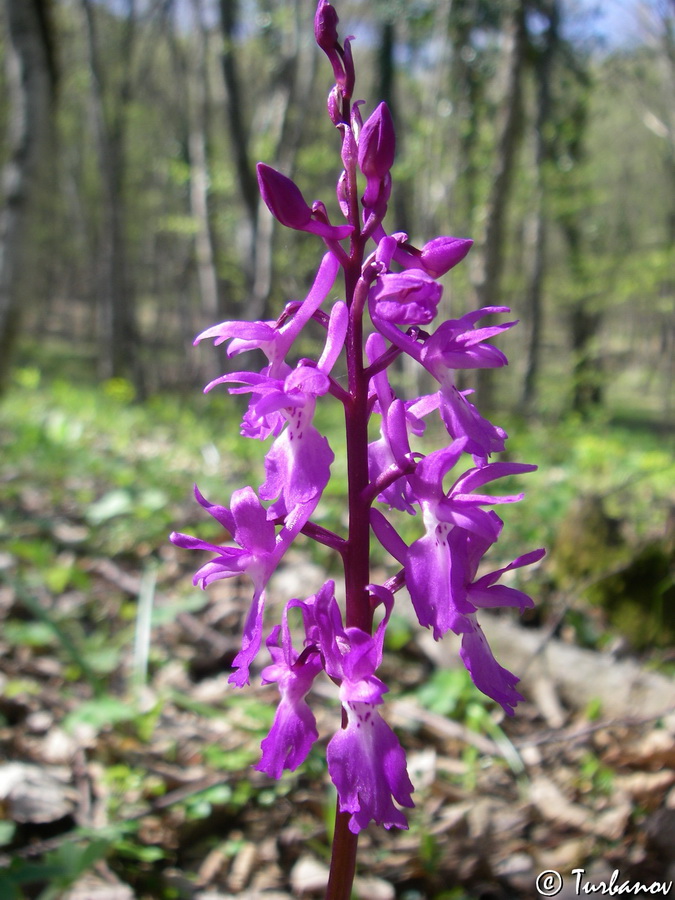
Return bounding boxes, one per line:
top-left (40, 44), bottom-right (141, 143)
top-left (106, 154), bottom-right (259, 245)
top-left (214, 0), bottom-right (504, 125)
top-left (1, 1), bottom-right (675, 899)
top-left (1, 0), bottom-right (673, 415)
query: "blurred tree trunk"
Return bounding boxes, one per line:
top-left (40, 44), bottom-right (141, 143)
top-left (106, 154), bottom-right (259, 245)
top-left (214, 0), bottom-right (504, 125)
top-left (447, 0), bottom-right (486, 234)
top-left (218, 0), bottom-right (316, 321)
top-left (80, 0), bottom-right (144, 395)
top-left (188, 0), bottom-right (220, 326)
top-left (0, 0), bottom-right (56, 394)
top-left (560, 202), bottom-right (605, 416)
top-left (521, 0), bottom-right (561, 414)
top-left (569, 300), bottom-right (603, 414)
top-left (218, 0), bottom-right (259, 312)
top-left (654, 1), bottom-right (675, 417)
top-left (375, 12), bottom-right (409, 234)
top-left (472, 0), bottom-right (526, 411)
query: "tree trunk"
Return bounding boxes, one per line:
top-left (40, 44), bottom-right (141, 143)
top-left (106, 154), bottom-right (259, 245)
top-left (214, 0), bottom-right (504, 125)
top-left (218, 0), bottom-right (317, 322)
top-left (447, 0), bottom-right (485, 235)
top-left (569, 301), bottom-right (604, 415)
top-left (188, 0), bottom-right (220, 325)
top-left (472, 0), bottom-right (526, 411)
top-left (80, 0), bottom-right (144, 394)
top-left (521, 0), bottom-right (561, 414)
top-left (0, 0), bottom-right (55, 394)
top-left (218, 0), bottom-right (258, 301)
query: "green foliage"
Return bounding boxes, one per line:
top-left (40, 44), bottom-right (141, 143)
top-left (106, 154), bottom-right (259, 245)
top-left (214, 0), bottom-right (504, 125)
top-left (576, 751), bottom-right (615, 798)
top-left (0, 837), bottom-right (111, 900)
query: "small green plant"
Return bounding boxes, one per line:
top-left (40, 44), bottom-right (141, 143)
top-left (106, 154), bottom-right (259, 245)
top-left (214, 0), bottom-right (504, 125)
top-left (576, 751), bottom-right (615, 797)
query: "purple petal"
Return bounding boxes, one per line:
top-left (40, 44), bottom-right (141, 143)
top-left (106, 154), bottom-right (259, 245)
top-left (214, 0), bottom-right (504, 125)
top-left (229, 588), bottom-right (266, 687)
top-left (327, 703), bottom-right (414, 833)
top-left (230, 486), bottom-right (276, 554)
top-left (316, 301), bottom-right (348, 372)
top-left (256, 696), bottom-right (319, 778)
top-left (194, 485), bottom-right (235, 534)
top-left (410, 439), bottom-right (468, 502)
top-left (282, 253), bottom-right (341, 347)
top-left (405, 529), bottom-right (474, 638)
top-left (194, 319), bottom-right (275, 349)
top-left (370, 509), bottom-right (408, 566)
top-left (439, 386), bottom-right (507, 462)
top-left (469, 584), bottom-right (536, 610)
top-left (460, 620), bottom-right (524, 715)
top-left (451, 461), bottom-right (537, 497)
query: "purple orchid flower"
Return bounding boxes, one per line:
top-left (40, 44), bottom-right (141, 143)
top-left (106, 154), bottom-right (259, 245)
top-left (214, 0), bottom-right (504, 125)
top-left (259, 301), bottom-right (348, 518)
top-left (369, 269), bottom-right (442, 326)
top-left (256, 597), bottom-right (323, 778)
top-left (173, 2), bottom-right (543, 882)
top-left (358, 102), bottom-right (396, 209)
top-left (371, 305), bottom-right (518, 463)
top-left (447, 520), bottom-right (545, 714)
top-left (312, 584), bottom-right (414, 833)
top-left (366, 332), bottom-right (419, 514)
top-left (170, 486), bottom-right (315, 687)
top-left (195, 252), bottom-right (340, 440)
top-left (371, 452), bottom-right (544, 713)
top-left (402, 445), bottom-right (537, 632)
top-left (370, 226), bottom-right (474, 278)
top-left (257, 163), bottom-right (353, 241)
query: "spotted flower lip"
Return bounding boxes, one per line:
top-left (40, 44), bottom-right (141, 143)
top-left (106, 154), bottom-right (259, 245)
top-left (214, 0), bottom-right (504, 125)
top-left (327, 701), bottom-right (414, 833)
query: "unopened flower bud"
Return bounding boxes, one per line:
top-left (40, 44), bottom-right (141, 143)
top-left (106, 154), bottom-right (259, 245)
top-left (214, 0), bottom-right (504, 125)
top-left (257, 163), bottom-right (313, 230)
top-left (314, 0), bottom-right (339, 52)
top-left (327, 85), bottom-right (342, 125)
top-left (370, 270), bottom-right (442, 326)
top-left (358, 102), bottom-right (396, 179)
top-left (257, 163), bottom-right (353, 240)
top-left (336, 170), bottom-right (349, 216)
top-left (419, 236), bottom-right (473, 277)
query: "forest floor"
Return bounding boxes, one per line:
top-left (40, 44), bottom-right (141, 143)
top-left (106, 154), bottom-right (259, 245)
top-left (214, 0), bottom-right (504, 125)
top-left (1, 376), bottom-right (674, 900)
